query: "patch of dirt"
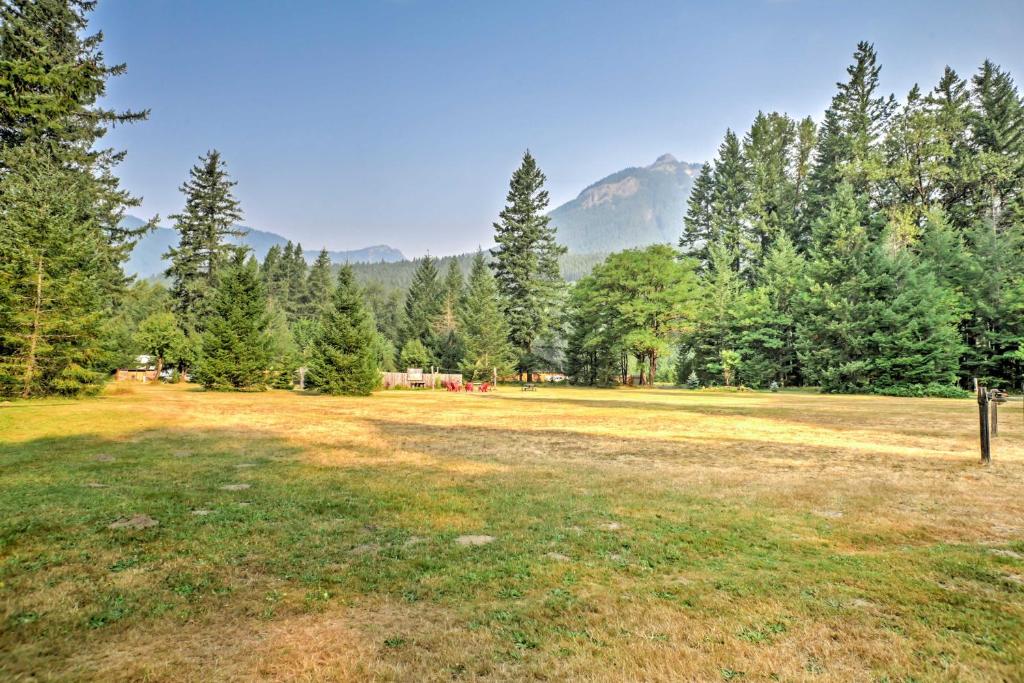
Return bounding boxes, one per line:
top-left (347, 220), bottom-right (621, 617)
top-left (990, 549), bottom-right (1023, 560)
top-left (349, 544), bottom-right (380, 556)
top-left (220, 484), bottom-right (251, 491)
top-left (108, 514), bottom-right (158, 530)
top-left (601, 522), bottom-right (624, 531)
top-left (545, 552), bottom-right (571, 562)
top-left (236, 463), bottom-right (258, 468)
top-left (84, 482), bottom-right (110, 489)
top-left (455, 535), bottom-right (495, 546)
top-left (172, 450), bottom-right (193, 458)
top-left (404, 536), bottom-right (426, 547)
top-left (814, 510), bottom-right (845, 519)
top-left (191, 509), bottom-right (213, 516)
top-left (94, 454), bottom-right (116, 462)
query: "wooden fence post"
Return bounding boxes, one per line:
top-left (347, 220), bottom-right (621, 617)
top-left (977, 380), bottom-right (991, 465)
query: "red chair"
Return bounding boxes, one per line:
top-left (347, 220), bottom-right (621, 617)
top-left (464, 382), bottom-right (473, 392)
top-left (480, 383), bottom-right (490, 392)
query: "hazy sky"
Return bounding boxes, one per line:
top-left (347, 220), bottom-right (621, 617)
top-left (93, 0), bottom-right (1023, 257)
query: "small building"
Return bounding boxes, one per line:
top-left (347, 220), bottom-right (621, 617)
top-left (115, 368), bottom-right (159, 383)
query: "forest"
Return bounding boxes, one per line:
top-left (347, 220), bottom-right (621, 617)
top-left (1, 1), bottom-right (1022, 398)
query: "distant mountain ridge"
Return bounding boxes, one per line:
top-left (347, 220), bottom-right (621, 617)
top-left (122, 216), bottom-right (405, 278)
top-left (549, 154), bottom-right (701, 253)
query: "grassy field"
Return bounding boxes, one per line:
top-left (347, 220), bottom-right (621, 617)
top-left (1, 384), bottom-right (1023, 681)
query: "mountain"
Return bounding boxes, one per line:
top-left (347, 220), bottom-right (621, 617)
top-left (549, 154), bottom-right (701, 253)
top-left (122, 217), bottom-right (405, 279)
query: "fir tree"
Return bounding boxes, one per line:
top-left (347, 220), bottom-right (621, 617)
top-left (680, 162), bottom-right (715, 266)
top-left (491, 151), bottom-right (567, 372)
top-left (807, 42), bottom-right (896, 224)
top-left (0, 0), bottom-right (149, 396)
top-left (461, 251), bottom-right (516, 381)
top-left (193, 253), bottom-right (273, 391)
top-left (283, 241), bottom-right (308, 321)
top-left (0, 150), bottom-right (107, 396)
top-left (743, 112), bottom-right (797, 274)
top-left (266, 303), bottom-right (299, 389)
top-left (709, 130), bottom-right (750, 275)
top-left (164, 150), bottom-right (245, 335)
top-left (435, 260), bottom-right (466, 370)
top-left (262, 244), bottom-right (286, 304)
top-left (306, 266), bottom-right (380, 396)
top-left (305, 249), bottom-right (334, 317)
top-left (798, 184), bottom-right (961, 392)
top-left (969, 60), bottom-right (1024, 230)
top-left (400, 255), bottom-right (443, 358)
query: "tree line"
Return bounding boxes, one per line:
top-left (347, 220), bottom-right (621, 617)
top-left (1, 2), bottom-right (1020, 398)
top-left (567, 43), bottom-right (1024, 395)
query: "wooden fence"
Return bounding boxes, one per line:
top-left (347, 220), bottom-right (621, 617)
top-left (381, 372), bottom-right (463, 389)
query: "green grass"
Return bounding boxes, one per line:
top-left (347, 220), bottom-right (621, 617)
top-left (1, 384), bottom-right (1022, 680)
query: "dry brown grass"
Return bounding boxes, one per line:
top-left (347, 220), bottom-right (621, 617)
top-left (1, 384), bottom-right (1022, 681)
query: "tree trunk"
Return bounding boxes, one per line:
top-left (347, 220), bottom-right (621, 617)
top-left (21, 256), bottom-right (44, 399)
top-left (649, 352), bottom-right (657, 388)
top-left (155, 356), bottom-right (164, 377)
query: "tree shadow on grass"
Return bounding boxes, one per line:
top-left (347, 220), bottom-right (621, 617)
top-left (485, 391), bottom-right (986, 440)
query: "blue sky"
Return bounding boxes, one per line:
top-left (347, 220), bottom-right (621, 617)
top-left (94, 0), bottom-right (1024, 257)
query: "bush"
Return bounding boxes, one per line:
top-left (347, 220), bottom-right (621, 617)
top-left (769, 381), bottom-right (780, 392)
top-left (871, 383), bottom-right (971, 399)
top-left (686, 370), bottom-right (700, 390)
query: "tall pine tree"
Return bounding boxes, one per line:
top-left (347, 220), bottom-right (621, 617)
top-left (164, 150), bottom-right (245, 336)
top-left (490, 151), bottom-right (566, 373)
top-left (0, 0), bottom-right (149, 397)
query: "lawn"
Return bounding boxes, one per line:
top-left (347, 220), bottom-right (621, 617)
top-left (1, 384), bottom-right (1022, 681)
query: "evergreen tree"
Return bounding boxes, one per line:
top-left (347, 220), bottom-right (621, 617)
top-left (926, 67), bottom-right (977, 231)
top-left (680, 162), bottom-right (715, 266)
top-left (193, 253), bottom-right (273, 391)
top-left (491, 151), bottom-right (567, 372)
top-left (461, 250), bottom-right (516, 381)
top-left (400, 255), bottom-right (443, 358)
top-left (266, 303), bottom-right (299, 389)
top-left (305, 249), bottom-right (334, 317)
top-left (798, 185), bottom-right (961, 392)
top-left (435, 260), bottom-right (466, 370)
top-left (283, 241), bottom-right (309, 321)
top-left (807, 42), bottom-right (896, 224)
top-left (969, 60), bottom-right (1024, 230)
top-left (791, 116), bottom-right (819, 248)
top-left (262, 244), bottom-right (287, 304)
top-left (709, 130), bottom-right (750, 275)
top-left (743, 112), bottom-right (797, 273)
top-left (306, 266), bottom-right (380, 396)
top-left (0, 151), bottom-right (107, 396)
top-left (0, 0), bottom-right (148, 397)
top-left (363, 282), bottom-right (403, 349)
top-left (164, 150), bottom-right (245, 335)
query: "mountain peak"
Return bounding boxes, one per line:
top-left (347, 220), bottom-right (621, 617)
top-left (549, 156), bottom-right (701, 253)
